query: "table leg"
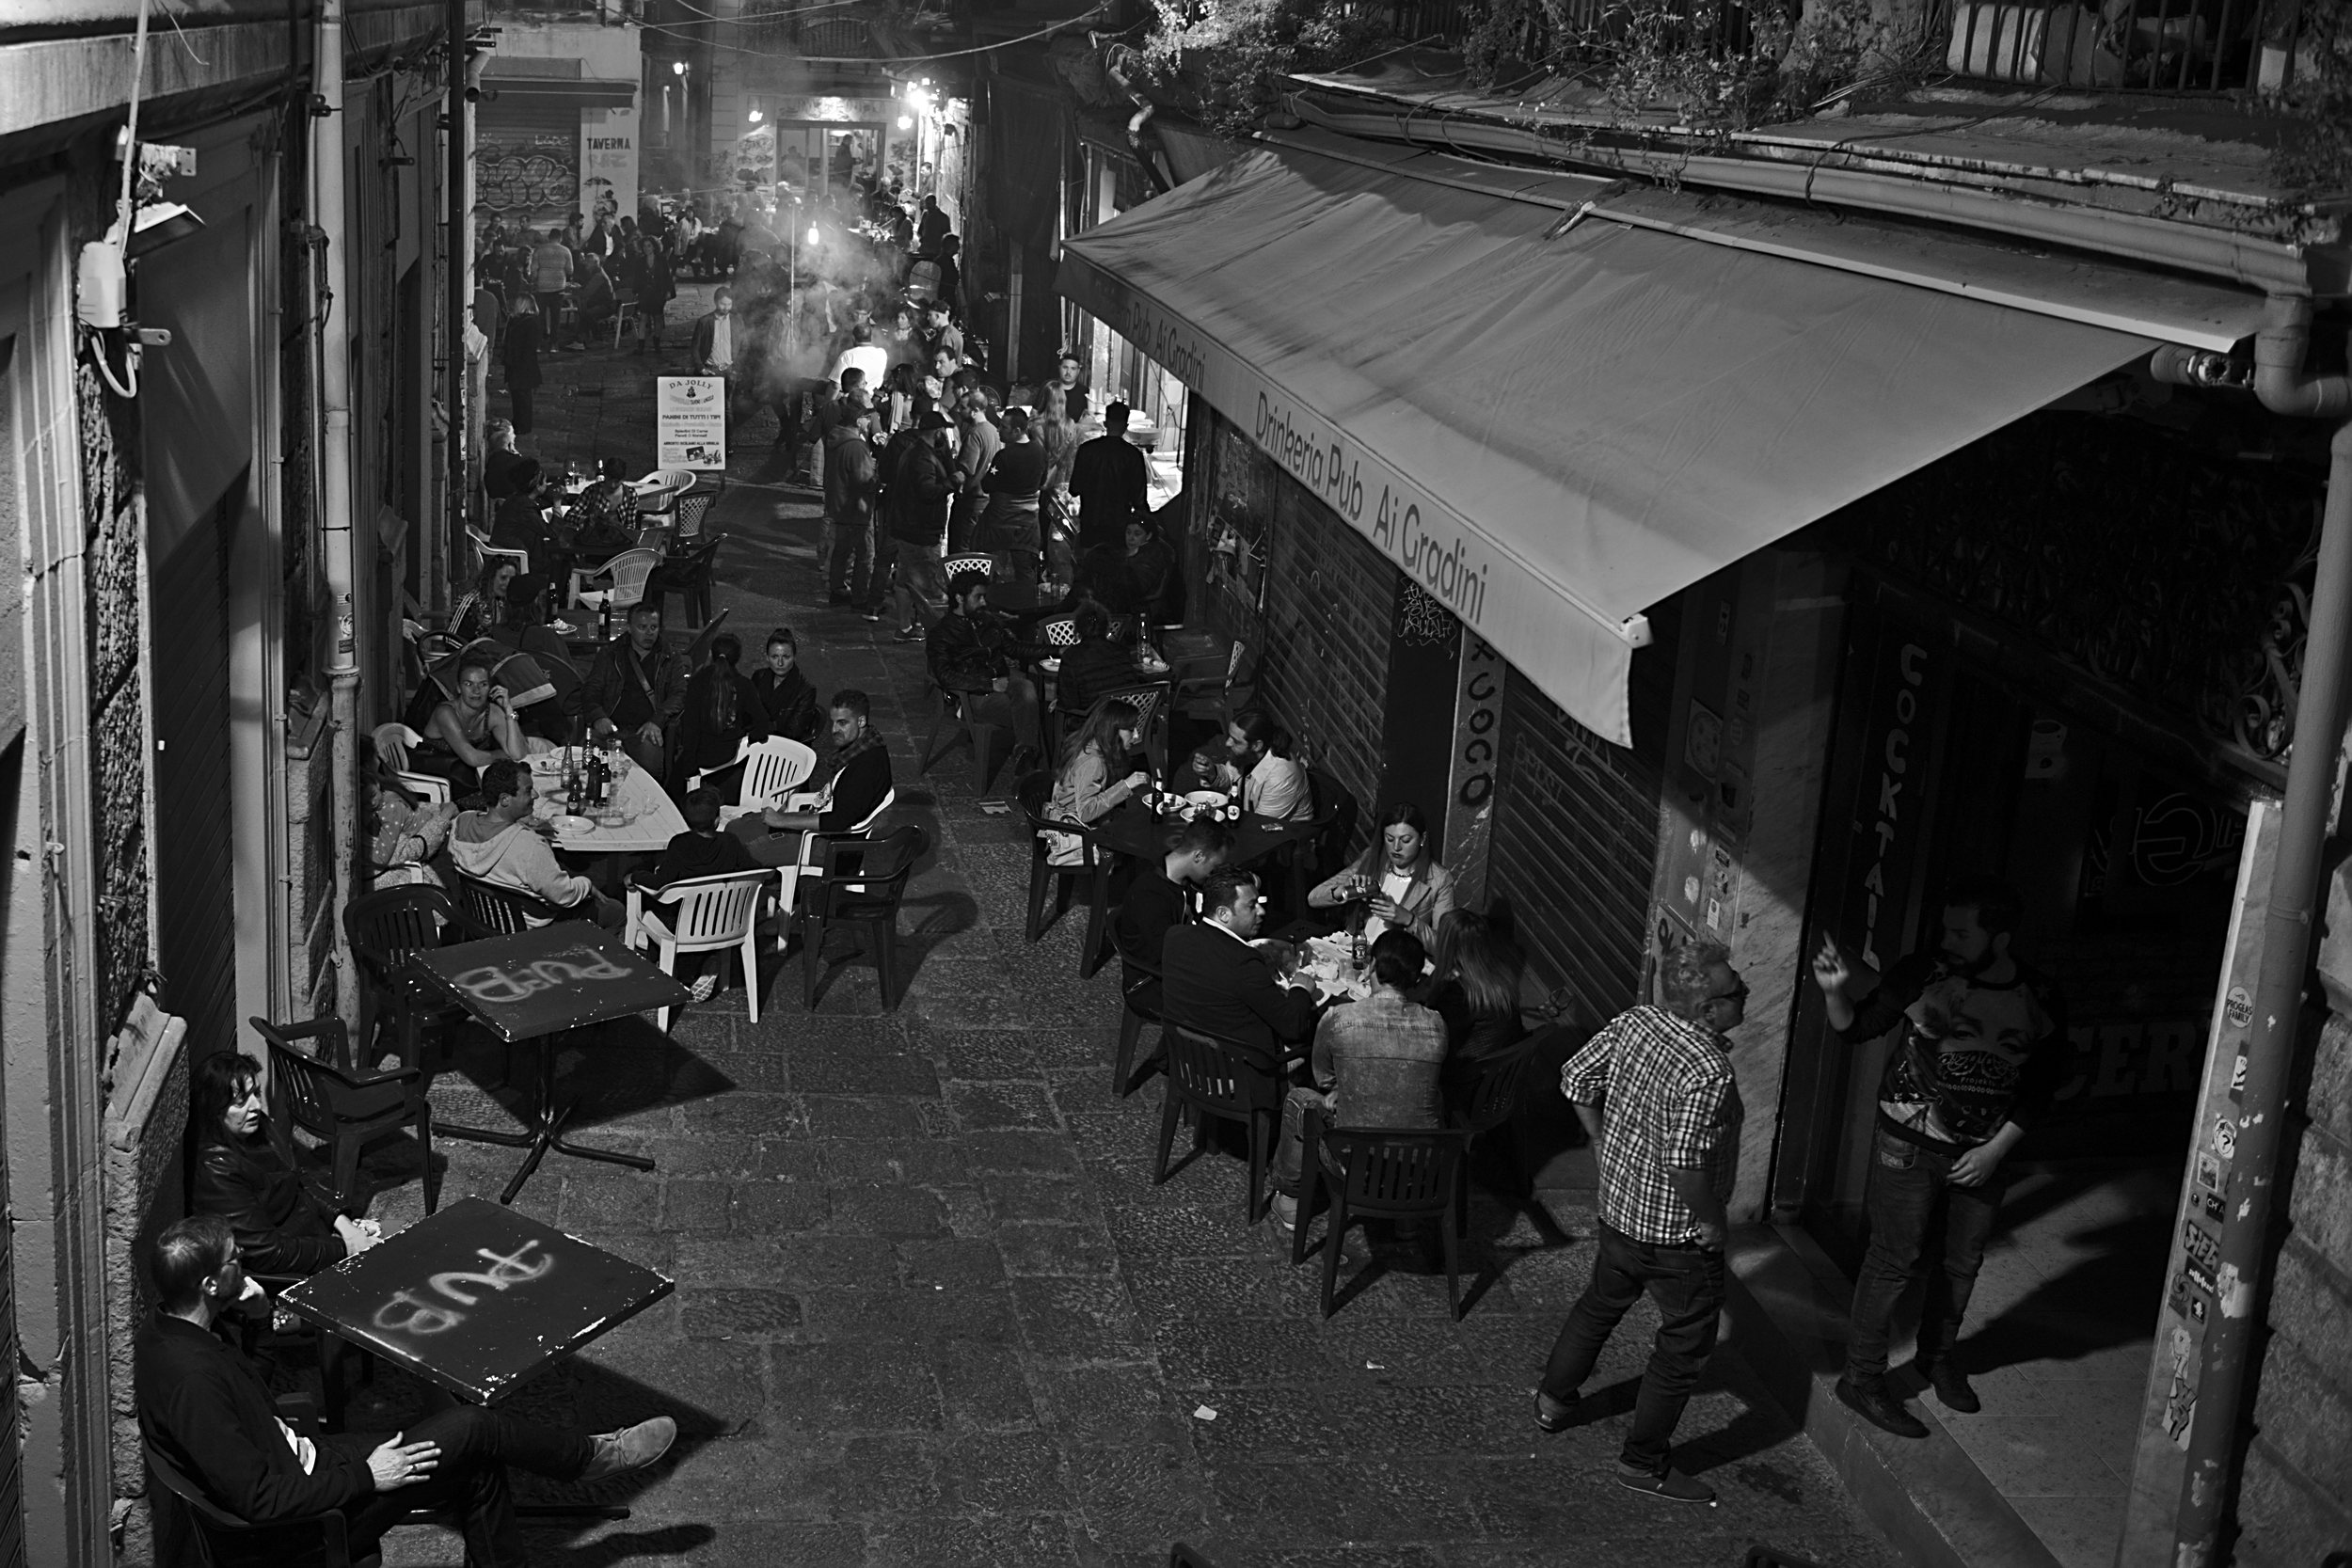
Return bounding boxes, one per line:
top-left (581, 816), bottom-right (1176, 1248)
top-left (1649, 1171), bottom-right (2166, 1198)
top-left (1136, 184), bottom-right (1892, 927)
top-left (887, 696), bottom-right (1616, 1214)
top-left (496, 1032), bottom-right (658, 1207)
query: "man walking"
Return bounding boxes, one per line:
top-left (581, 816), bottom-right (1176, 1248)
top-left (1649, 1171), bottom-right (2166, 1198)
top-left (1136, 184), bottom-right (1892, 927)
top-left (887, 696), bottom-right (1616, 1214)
top-left (1814, 877), bottom-right (2064, 1437)
top-left (823, 397), bottom-right (881, 610)
top-left (1069, 401), bottom-right (1150, 557)
top-left (691, 287), bottom-right (739, 422)
top-left (1537, 939), bottom-right (1746, 1505)
top-left (886, 411), bottom-right (958, 642)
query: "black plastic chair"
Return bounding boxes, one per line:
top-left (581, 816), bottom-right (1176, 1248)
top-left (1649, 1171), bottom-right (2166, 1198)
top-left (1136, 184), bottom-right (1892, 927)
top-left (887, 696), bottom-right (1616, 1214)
top-left (343, 886), bottom-right (483, 1071)
top-left (919, 673), bottom-right (1011, 796)
top-left (790, 824), bottom-right (926, 1009)
top-left (1153, 1022), bottom-right (1285, 1224)
top-left (252, 1017), bottom-right (438, 1216)
top-left (1289, 1102), bottom-right (1473, 1319)
top-left (1108, 922), bottom-right (1165, 1098)
top-left (1448, 1025), bottom-right (1552, 1200)
top-left (453, 872), bottom-right (580, 935)
top-left (147, 1437), bottom-right (377, 1567)
top-left (647, 531), bottom-right (725, 626)
top-left (1017, 769), bottom-right (1116, 977)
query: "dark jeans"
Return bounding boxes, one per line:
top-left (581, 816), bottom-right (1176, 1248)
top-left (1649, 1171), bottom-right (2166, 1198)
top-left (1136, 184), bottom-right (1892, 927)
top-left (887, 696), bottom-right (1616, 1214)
top-left (1541, 1221), bottom-right (1726, 1476)
top-left (828, 516), bottom-right (875, 603)
top-left (509, 384), bottom-right (534, 436)
top-left (1845, 1126), bottom-right (2004, 1383)
top-left (333, 1404), bottom-right (592, 1568)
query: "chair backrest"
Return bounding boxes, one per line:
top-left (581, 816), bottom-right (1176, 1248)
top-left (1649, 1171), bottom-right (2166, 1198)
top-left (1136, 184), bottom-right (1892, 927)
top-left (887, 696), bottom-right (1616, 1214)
top-left (1317, 1120), bottom-right (1470, 1216)
top-left (453, 873), bottom-right (565, 934)
top-left (392, 769), bottom-right (452, 805)
top-left (598, 546), bottom-right (663, 609)
top-left (253, 1019), bottom-right (362, 1139)
top-left (845, 785), bottom-right (896, 835)
top-left (1162, 1023), bottom-right (1282, 1117)
top-left (645, 869), bottom-right (774, 943)
top-left (1089, 683), bottom-right (1169, 779)
top-left (805, 824), bottom-right (926, 912)
top-left (634, 522), bottom-right (674, 553)
top-left (679, 606), bottom-right (734, 669)
top-left (672, 490), bottom-right (713, 540)
top-left (943, 552), bottom-right (993, 581)
top-left (1456, 1026), bottom-right (1551, 1134)
top-left (739, 737), bottom-right (818, 806)
top-left (343, 886), bottom-right (456, 978)
top-left (1037, 614), bottom-right (1080, 648)
top-left (1015, 768), bottom-right (1055, 832)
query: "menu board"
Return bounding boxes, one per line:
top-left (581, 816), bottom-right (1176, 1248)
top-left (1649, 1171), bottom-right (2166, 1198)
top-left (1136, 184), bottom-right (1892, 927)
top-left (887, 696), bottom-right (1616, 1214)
top-left (657, 376), bottom-right (727, 471)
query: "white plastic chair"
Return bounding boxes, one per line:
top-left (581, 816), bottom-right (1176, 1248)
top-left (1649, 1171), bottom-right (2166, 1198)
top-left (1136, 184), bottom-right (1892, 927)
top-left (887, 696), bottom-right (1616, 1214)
top-left (571, 546), bottom-right (661, 613)
top-left (627, 867), bottom-right (781, 1030)
top-left (467, 526), bottom-right (529, 575)
top-left (696, 737), bottom-right (818, 822)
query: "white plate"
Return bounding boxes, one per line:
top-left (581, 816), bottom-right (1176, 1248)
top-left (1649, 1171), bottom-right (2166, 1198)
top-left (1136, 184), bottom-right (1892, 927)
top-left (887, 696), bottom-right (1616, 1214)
top-left (551, 814), bottom-right (596, 834)
top-left (1184, 790), bottom-right (1226, 809)
top-left (527, 754), bottom-right (565, 776)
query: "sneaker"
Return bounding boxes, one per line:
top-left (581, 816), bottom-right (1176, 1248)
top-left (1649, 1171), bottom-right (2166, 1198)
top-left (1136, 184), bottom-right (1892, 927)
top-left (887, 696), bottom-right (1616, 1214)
top-left (688, 972), bottom-right (721, 1005)
top-left (1534, 1388), bottom-right (1579, 1433)
top-left (1919, 1359), bottom-right (1981, 1414)
top-left (578, 1417), bottom-right (676, 1481)
top-left (1613, 1464), bottom-right (1715, 1505)
top-left (1836, 1374), bottom-right (1929, 1439)
top-left (861, 608), bottom-right (884, 622)
top-left (893, 626), bottom-right (925, 643)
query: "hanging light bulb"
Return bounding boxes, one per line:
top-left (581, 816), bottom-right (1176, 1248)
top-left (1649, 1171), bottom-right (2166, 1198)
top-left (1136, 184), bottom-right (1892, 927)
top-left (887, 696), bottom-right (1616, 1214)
top-left (806, 224), bottom-right (821, 245)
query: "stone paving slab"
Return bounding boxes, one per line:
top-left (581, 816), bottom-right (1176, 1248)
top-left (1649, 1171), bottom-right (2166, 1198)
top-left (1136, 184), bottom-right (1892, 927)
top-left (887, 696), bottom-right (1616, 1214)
top-left (357, 302), bottom-right (1900, 1567)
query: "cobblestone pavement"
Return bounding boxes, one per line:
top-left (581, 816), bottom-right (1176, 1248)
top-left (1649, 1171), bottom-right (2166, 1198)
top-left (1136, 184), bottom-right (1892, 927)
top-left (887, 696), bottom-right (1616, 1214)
top-left (360, 298), bottom-right (1901, 1567)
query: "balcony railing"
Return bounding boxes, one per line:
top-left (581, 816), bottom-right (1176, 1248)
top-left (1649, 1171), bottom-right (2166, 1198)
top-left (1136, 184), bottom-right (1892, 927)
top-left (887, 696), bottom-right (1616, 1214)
top-left (1348, 0), bottom-right (2310, 96)
top-left (1933, 0), bottom-right (2291, 92)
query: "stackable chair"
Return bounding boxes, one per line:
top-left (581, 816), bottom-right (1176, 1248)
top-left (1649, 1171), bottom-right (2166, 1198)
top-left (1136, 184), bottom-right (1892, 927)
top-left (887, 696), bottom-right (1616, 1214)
top-left (1288, 1103), bottom-right (1474, 1320)
top-left (1153, 1022), bottom-right (1285, 1224)
top-left (691, 736), bottom-right (818, 825)
top-left (788, 824), bottom-right (926, 1009)
top-left (1016, 769), bottom-right (1116, 977)
top-left (627, 868), bottom-right (783, 1029)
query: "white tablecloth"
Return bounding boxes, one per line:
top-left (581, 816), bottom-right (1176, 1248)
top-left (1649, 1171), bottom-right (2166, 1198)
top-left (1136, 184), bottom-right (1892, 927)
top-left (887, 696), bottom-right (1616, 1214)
top-left (532, 763), bottom-right (686, 854)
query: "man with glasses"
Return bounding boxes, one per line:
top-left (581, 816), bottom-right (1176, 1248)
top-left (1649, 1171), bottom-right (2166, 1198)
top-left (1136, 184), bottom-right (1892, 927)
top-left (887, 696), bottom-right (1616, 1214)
top-left (135, 1215), bottom-right (673, 1568)
top-left (1161, 866), bottom-right (1316, 1055)
top-left (1535, 938), bottom-right (1747, 1505)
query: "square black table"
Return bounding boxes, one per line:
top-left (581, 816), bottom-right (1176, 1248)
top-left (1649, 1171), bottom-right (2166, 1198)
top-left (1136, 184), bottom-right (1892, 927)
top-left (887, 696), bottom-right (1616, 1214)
top-left (409, 926), bottom-right (691, 1205)
top-left (278, 1196), bottom-right (674, 1405)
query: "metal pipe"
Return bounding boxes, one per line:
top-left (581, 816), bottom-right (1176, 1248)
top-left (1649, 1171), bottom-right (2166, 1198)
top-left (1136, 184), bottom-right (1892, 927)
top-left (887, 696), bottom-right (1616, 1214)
top-left (313, 0), bottom-right (363, 1036)
top-left (446, 0), bottom-right (468, 597)
top-left (2172, 298), bottom-right (2352, 1560)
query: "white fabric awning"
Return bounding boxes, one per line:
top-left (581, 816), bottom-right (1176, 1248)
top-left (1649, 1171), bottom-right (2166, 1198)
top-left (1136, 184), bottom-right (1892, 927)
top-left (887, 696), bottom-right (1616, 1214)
top-left (1057, 133), bottom-right (2221, 744)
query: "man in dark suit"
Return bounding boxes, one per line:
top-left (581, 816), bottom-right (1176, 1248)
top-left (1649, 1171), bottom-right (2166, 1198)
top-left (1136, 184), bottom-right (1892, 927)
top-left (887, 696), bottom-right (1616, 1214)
top-left (135, 1215), bottom-right (673, 1568)
top-left (1116, 818), bottom-right (1236, 1014)
top-left (1068, 402), bottom-right (1151, 557)
top-left (1162, 865), bottom-right (1317, 1054)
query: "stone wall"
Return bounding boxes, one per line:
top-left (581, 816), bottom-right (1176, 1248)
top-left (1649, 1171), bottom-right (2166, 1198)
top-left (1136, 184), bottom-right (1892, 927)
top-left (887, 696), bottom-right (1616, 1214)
top-left (98, 997), bottom-right (187, 1567)
top-left (2235, 862), bottom-right (2352, 1562)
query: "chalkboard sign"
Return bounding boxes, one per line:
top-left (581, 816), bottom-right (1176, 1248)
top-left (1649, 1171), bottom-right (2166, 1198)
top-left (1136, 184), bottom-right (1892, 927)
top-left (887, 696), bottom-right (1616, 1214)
top-left (279, 1197), bottom-right (673, 1404)
top-left (410, 927), bottom-right (691, 1044)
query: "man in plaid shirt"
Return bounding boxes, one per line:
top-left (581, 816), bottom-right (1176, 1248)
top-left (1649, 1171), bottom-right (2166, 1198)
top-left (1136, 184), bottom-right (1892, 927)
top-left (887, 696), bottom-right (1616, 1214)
top-left (1535, 938), bottom-right (1747, 1504)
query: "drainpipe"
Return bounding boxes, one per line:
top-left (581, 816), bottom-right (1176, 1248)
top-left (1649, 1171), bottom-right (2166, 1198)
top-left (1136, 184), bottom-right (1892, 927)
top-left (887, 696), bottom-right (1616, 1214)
top-left (2169, 294), bottom-right (2352, 1567)
top-left (313, 0), bottom-right (364, 1036)
top-left (447, 0), bottom-right (470, 601)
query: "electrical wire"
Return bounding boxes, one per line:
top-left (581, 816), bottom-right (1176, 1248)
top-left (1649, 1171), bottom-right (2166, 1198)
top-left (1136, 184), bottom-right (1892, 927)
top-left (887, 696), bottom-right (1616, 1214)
top-left (635, 6), bottom-right (1102, 64)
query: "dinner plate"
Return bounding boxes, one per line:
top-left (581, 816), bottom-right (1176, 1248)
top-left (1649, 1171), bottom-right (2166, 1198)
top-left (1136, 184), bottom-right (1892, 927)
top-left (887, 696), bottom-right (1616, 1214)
top-left (527, 753), bottom-right (565, 776)
top-left (1184, 790), bottom-right (1226, 809)
top-left (550, 815), bottom-right (596, 834)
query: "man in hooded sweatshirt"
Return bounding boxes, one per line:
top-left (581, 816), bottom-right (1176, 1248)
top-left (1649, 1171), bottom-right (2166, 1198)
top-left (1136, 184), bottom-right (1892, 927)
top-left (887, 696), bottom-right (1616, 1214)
top-left (449, 759), bottom-right (624, 929)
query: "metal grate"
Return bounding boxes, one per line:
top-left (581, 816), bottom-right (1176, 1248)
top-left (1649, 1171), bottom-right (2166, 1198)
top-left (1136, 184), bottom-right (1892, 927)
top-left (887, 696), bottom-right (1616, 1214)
top-left (1935, 0), bottom-right (2289, 92)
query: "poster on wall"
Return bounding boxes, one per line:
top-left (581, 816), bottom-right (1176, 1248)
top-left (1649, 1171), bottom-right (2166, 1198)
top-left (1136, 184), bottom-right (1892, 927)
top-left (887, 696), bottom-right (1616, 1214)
top-left (475, 127), bottom-right (578, 230)
top-left (580, 106), bottom-right (638, 227)
top-left (656, 377), bottom-right (726, 471)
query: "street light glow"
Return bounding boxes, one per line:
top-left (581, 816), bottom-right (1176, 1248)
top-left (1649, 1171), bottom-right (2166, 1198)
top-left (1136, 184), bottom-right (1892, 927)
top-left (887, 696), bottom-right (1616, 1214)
top-left (747, 107), bottom-right (762, 123)
top-left (806, 225), bottom-right (820, 245)
top-left (672, 59), bottom-right (686, 75)
top-left (898, 115), bottom-right (913, 130)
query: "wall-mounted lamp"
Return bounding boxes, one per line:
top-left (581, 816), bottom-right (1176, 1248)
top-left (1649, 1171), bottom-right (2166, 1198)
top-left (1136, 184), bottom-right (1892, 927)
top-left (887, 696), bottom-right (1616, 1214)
top-left (672, 59), bottom-right (687, 75)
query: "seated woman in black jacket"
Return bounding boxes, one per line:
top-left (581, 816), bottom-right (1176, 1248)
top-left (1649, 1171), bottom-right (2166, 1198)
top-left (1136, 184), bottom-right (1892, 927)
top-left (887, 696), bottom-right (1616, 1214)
top-left (188, 1051), bottom-right (385, 1278)
top-left (751, 626), bottom-right (821, 744)
top-left (1421, 910), bottom-right (1530, 1113)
